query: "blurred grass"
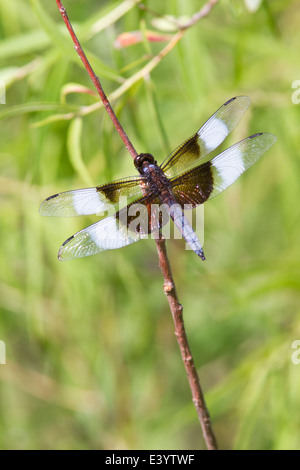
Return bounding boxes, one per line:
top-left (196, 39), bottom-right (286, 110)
top-left (0, 0), bottom-right (299, 450)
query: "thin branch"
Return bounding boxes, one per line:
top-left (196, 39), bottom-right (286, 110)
top-left (180, 0), bottom-right (220, 29)
top-left (56, 0), bottom-right (137, 160)
top-left (55, 0), bottom-right (219, 450)
top-left (156, 239), bottom-right (218, 450)
top-left (138, 0), bottom-right (220, 31)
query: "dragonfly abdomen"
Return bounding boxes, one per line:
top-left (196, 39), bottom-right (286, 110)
top-left (166, 199), bottom-right (205, 261)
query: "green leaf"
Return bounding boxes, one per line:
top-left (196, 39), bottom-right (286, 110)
top-left (67, 117), bottom-right (94, 186)
top-left (0, 102), bottom-right (77, 120)
top-left (0, 30), bottom-right (50, 60)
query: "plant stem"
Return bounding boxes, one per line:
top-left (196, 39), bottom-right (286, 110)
top-left (56, 1), bottom-right (137, 160)
top-left (155, 239), bottom-right (218, 450)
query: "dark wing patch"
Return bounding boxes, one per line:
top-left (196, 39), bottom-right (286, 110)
top-left (170, 161), bottom-right (214, 208)
top-left (170, 132), bottom-right (277, 208)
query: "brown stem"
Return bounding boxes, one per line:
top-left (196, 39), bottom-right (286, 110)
top-left (155, 238), bottom-right (218, 450)
top-left (55, 0), bottom-right (219, 450)
top-left (56, 0), bottom-right (137, 160)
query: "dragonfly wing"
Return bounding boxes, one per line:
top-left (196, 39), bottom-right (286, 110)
top-left (58, 214), bottom-right (144, 261)
top-left (58, 195), bottom-right (165, 261)
top-left (161, 96), bottom-right (251, 178)
top-left (39, 176), bottom-right (144, 217)
top-left (170, 133), bottom-right (277, 207)
top-left (209, 132), bottom-right (277, 199)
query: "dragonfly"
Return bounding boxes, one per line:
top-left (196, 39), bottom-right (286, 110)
top-left (40, 96), bottom-right (276, 261)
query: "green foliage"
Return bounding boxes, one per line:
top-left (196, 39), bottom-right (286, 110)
top-left (0, 0), bottom-right (299, 450)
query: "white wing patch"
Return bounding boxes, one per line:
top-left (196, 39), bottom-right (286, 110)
top-left (39, 188), bottom-right (111, 217)
top-left (58, 214), bottom-right (146, 261)
top-left (71, 189), bottom-right (110, 215)
top-left (199, 117), bottom-right (229, 151)
top-left (212, 145), bottom-right (245, 189)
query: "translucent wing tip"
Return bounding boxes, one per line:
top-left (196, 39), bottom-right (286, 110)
top-left (57, 235), bottom-right (75, 261)
top-left (265, 132), bottom-right (277, 144)
top-left (249, 132), bottom-right (277, 147)
top-left (39, 194), bottom-right (59, 216)
top-left (225, 95), bottom-right (251, 106)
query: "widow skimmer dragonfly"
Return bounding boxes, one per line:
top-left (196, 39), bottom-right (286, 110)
top-left (40, 96), bottom-right (276, 261)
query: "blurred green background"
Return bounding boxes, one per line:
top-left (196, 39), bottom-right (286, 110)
top-left (0, 0), bottom-right (299, 450)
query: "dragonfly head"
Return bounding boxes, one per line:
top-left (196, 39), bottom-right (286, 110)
top-left (134, 153), bottom-right (157, 174)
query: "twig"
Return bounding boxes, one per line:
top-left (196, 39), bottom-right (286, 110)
top-left (180, 0), bottom-right (220, 29)
top-left (138, 0), bottom-right (220, 31)
top-left (56, 1), bottom-right (137, 160)
top-left (156, 239), bottom-right (218, 450)
top-left (55, 0), bottom-right (219, 450)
